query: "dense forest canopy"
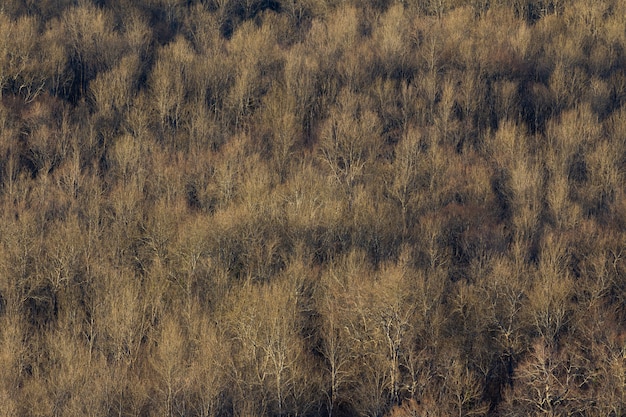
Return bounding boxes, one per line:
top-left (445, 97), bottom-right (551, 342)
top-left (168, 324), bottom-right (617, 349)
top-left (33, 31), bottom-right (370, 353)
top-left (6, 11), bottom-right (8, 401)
top-left (0, 0), bottom-right (626, 416)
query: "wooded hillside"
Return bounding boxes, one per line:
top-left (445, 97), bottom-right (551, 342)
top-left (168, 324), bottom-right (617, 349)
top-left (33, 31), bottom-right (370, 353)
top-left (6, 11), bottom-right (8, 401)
top-left (1, 0), bottom-right (626, 416)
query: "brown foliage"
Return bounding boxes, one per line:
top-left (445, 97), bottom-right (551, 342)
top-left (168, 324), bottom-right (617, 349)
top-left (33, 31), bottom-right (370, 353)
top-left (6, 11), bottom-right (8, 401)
top-left (1, 1), bottom-right (626, 417)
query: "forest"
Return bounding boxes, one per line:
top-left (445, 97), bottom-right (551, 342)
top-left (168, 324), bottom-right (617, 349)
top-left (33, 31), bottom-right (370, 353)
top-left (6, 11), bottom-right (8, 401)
top-left (0, 0), bottom-right (625, 415)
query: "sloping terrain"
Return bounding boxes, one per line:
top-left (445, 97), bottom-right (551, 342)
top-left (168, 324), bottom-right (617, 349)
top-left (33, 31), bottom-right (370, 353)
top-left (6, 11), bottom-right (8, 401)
top-left (0, 1), bottom-right (625, 416)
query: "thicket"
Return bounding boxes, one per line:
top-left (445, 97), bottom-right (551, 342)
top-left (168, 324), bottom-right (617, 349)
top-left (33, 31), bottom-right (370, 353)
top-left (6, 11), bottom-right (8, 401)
top-left (1, 0), bottom-right (626, 416)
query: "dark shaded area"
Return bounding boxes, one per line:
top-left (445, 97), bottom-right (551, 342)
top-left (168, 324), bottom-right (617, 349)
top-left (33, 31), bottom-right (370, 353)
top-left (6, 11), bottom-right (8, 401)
top-left (0, 1), bottom-right (624, 416)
